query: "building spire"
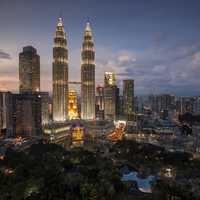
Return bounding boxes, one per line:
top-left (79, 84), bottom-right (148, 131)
top-left (57, 17), bottom-right (63, 27)
top-left (85, 21), bottom-right (91, 32)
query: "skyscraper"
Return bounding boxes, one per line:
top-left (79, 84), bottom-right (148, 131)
top-left (104, 72), bottom-right (118, 120)
top-left (96, 86), bottom-right (104, 111)
top-left (19, 46), bottom-right (40, 93)
top-left (53, 17), bottom-right (68, 121)
top-left (37, 92), bottom-right (49, 125)
top-left (81, 22), bottom-right (95, 120)
top-left (0, 92), bottom-right (13, 137)
top-left (96, 86), bottom-right (104, 119)
top-left (149, 94), bottom-right (175, 113)
top-left (12, 93), bottom-right (42, 137)
top-left (123, 80), bottom-right (134, 116)
top-left (104, 72), bottom-right (116, 87)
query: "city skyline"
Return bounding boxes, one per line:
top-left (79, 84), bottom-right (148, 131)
top-left (1, 2), bottom-right (200, 198)
top-left (1, 0), bottom-right (200, 95)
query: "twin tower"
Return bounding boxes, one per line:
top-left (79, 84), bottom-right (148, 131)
top-left (53, 18), bottom-right (95, 121)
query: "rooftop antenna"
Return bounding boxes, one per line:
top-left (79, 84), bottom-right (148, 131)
top-left (85, 17), bottom-right (92, 32)
top-left (59, 9), bottom-right (63, 19)
top-left (87, 16), bottom-right (90, 23)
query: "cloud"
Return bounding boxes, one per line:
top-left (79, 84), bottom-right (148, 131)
top-left (152, 32), bottom-right (169, 47)
top-left (0, 49), bottom-right (11, 59)
top-left (95, 41), bottom-right (200, 96)
top-left (0, 70), bottom-right (18, 91)
top-left (0, 54), bottom-right (19, 92)
top-left (117, 51), bottom-right (136, 64)
top-left (192, 51), bottom-right (200, 64)
top-left (152, 65), bottom-right (167, 73)
top-left (0, 41), bottom-right (200, 96)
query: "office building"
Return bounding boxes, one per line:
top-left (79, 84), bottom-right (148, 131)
top-left (0, 92), bottom-right (13, 136)
top-left (19, 46), bottom-right (40, 93)
top-left (96, 86), bottom-right (104, 119)
top-left (104, 72), bottom-right (118, 120)
top-left (123, 80), bottom-right (134, 116)
top-left (12, 93), bottom-right (42, 137)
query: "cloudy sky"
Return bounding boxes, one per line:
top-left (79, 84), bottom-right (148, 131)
top-left (0, 0), bottom-right (200, 95)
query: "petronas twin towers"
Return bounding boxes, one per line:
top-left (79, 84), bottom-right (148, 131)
top-left (53, 18), bottom-right (68, 122)
top-left (53, 18), bottom-right (95, 121)
top-left (81, 22), bottom-right (95, 120)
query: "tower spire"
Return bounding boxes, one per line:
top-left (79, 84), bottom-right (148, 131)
top-left (57, 16), bottom-right (63, 27)
top-left (85, 21), bottom-right (91, 32)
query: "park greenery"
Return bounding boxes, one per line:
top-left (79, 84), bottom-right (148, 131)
top-left (0, 143), bottom-right (125, 200)
top-left (0, 141), bottom-right (200, 200)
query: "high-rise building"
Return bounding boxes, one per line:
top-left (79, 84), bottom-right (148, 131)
top-left (149, 94), bottom-right (175, 113)
top-left (53, 17), bottom-right (68, 121)
top-left (0, 92), bottom-right (13, 137)
top-left (104, 72), bottom-right (118, 120)
top-left (19, 46), bottom-right (40, 93)
top-left (193, 97), bottom-right (200, 114)
top-left (117, 95), bottom-right (124, 118)
top-left (81, 22), bottom-right (95, 120)
top-left (96, 86), bottom-right (104, 111)
top-left (37, 92), bottom-right (49, 125)
top-left (115, 87), bottom-right (120, 119)
top-left (12, 93), bottom-right (42, 137)
top-left (104, 72), bottom-right (116, 87)
top-left (96, 86), bottom-right (104, 119)
top-left (123, 80), bottom-right (134, 116)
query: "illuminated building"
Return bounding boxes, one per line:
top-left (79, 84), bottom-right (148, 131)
top-left (84, 120), bottom-right (114, 136)
top-left (68, 90), bottom-right (79, 119)
top-left (104, 72), bottom-right (118, 120)
top-left (19, 46), bottom-right (40, 93)
top-left (53, 17), bottom-right (68, 121)
top-left (0, 92), bottom-right (13, 136)
top-left (72, 126), bottom-right (84, 147)
top-left (43, 122), bottom-right (71, 144)
top-left (12, 93), bottom-right (42, 137)
top-left (96, 86), bottom-right (104, 119)
top-left (123, 80), bottom-right (134, 116)
top-left (104, 72), bottom-right (116, 87)
top-left (37, 92), bottom-right (49, 125)
top-left (81, 22), bottom-right (95, 120)
top-left (96, 86), bottom-right (104, 110)
top-left (107, 120), bottom-right (126, 141)
top-left (72, 127), bottom-right (84, 141)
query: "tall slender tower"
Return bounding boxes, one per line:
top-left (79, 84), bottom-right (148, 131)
top-left (53, 17), bottom-right (68, 121)
top-left (81, 22), bottom-right (95, 120)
